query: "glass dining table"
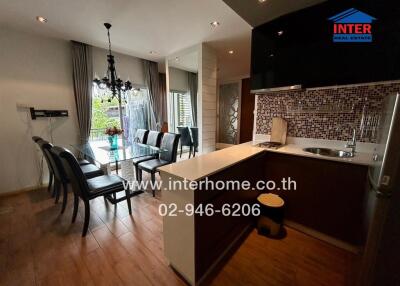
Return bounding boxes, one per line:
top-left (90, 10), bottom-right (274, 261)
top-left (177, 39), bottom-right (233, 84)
top-left (71, 139), bottom-right (165, 203)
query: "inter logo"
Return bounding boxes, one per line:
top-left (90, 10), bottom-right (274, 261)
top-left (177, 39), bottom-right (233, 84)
top-left (328, 8), bottom-right (376, 43)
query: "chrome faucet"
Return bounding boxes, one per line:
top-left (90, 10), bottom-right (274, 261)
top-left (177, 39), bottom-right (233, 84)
top-left (345, 128), bottom-right (357, 156)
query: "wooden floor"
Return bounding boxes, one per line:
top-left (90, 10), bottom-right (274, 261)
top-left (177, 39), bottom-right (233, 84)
top-left (0, 176), bottom-right (360, 286)
top-left (211, 228), bottom-right (361, 286)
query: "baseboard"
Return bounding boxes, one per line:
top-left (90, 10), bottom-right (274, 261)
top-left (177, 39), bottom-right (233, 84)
top-left (0, 184), bottom-right (46, 197)
top-left (284, 220), bottom-right (363, 254)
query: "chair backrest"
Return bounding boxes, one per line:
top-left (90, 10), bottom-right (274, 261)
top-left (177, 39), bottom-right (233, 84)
top-left (177, 126), bottom-right (192, 146)
top-left (134, 129), bottom-right (149, 144)
top-left (32, 136), bottom-right (42, 143)
top-left (190, 127), bottom-right (199, 148)
top-left (51, 146), bottom-right (91, 200)
top-left (146, 131), bottom-right (163, 147)
top-left (159, 133), bottom-right (181, 163)
top-left (35, 139), bottom-right (56, 176)
top-left (38, 140), bottom-right (66, 182)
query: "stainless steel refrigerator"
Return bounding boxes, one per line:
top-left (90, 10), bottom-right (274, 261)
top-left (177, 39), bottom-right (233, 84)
top-left (360, 92), bottom-right (400, 286)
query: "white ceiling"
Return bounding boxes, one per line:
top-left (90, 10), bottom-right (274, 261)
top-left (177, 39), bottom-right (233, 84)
top-left (0, 0), bottom-right (327, 81)
top-left (0, 0), bottom-right (252, 80)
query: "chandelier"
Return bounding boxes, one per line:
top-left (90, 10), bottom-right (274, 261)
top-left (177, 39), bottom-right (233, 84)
top-left (93, 23), bottom-right (133, 103)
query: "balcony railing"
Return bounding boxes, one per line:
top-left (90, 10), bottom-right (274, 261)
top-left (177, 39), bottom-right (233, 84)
top-left (89, 128), bottom-right (108, 141)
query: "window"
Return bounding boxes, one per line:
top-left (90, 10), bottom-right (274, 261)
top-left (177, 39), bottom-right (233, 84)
top-left (91, 86), bottom-right (150, 142)
top-left (170, 91), bottom-right (193, 129)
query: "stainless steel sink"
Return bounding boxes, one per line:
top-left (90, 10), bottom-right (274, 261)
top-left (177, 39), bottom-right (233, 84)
top-left (303, 147), bottom-right (354, 158)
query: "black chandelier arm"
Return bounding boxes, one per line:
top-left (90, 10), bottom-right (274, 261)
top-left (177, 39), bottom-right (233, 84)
top-left (93, 23), bottom-right (134, 103)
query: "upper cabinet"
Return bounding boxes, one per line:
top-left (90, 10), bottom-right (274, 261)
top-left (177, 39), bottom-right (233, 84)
top-left (250, 1), bottom-right (400, 91)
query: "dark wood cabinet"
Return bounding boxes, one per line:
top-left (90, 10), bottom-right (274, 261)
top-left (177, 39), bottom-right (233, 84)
top-left (251, 0), bottom-right (400, 90)
top-left (239, 78), bottom-right (255, 143)
top-left (264, 152), bottom-right (369, 245)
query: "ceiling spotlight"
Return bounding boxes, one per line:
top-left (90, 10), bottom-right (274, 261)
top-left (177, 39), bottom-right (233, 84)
top-left (210, 21), bottom-right (220, 27)
top-left (228, 50), bottom-right (234, 54)
top-left (258, 0), bottom-right (267, 3)
top-left (277, 30), bottom-right (284, 36)
top-left (149, 51), bottom-right (157, 55)
top-left (175, 57), bottom-right (179, 61)
top-left (36, 16), bottom-right (48, 23)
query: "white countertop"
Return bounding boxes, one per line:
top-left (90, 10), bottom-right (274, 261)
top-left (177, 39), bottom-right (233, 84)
top-left (158, 144), bottom-right (265, 181)
top-left (158, 140), bottom-right (374, 181)
top-left (259, 143), bottom-right (374, 166)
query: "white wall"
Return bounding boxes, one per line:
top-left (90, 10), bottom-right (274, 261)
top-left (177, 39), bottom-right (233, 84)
top-left (93, 47), bottom-right (145, 86)
top-left (0, 27), bottom-right (146, 194)
top-left (0, 27), bottom-right (79, 194)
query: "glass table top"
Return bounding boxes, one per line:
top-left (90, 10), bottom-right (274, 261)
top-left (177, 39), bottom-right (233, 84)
top-left (71, 139), bottom-right (165, 165)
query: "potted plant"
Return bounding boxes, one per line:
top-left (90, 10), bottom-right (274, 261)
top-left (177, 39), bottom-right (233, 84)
top-left (105, 126), bottom-right (123, 150)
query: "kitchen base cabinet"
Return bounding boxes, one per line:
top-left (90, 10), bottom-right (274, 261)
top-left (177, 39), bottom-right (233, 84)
top-left (264, 152), bottom-right (369, 246)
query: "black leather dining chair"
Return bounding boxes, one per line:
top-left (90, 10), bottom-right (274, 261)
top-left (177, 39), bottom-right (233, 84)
top-left (39, 141), bottom-right (104, 213)
top-left (137, 133), bottom-right (181, 197)
top-left (190, 127), bottom-right (199, 157)
top-left (52, 146), bottom-right (132, 236)
top-left (177, 126), bottom-right (193, 158)
top-left (132, 130), bottom-right (163, 180)
top-left (146, 130), bottom-right (163, 147)
top-left (134, 129), bottom-right (149, 144)
top-left (32, 136), bottom-right (55, 193)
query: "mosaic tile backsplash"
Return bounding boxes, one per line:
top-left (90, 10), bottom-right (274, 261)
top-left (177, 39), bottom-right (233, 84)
top-left (255, 82), bottom-right (400, 143)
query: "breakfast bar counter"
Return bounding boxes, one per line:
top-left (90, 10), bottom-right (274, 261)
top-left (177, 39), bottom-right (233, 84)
top-left (158, 141), bottom-right (374, 285)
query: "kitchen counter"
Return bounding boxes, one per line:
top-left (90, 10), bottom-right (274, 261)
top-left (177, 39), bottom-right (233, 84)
top-left (158, 143), bottom-right (265, 181)
top-left (159, 140), bottom-right (373, 285)
top-left (158, 140), bottom-right (374, 182)
top-left (258, 143), bottom-right (374, 166)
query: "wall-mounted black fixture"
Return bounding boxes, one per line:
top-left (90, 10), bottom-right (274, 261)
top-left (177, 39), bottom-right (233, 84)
top-left (30, 108), bottom-right (68, 120)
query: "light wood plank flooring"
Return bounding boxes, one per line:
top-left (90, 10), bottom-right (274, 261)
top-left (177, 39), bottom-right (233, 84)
top-left (0, 179), bottom-right (360, 286)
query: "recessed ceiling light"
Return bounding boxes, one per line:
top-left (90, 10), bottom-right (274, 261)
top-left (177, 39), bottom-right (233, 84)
top-left (258, 0), bottom-right (267, 3)
top-left (210, 21), bottom-right (220, 27)
top-left (175, 57), bottom-right (179, 61)
top-left (149, 51), bottom-right (157, 55)
top-left (277, 30), bottom-right (284, 36)
top-left (36, 16), bottom-right (47, 23)
top-left (228, 50), bottom-right (234, 54)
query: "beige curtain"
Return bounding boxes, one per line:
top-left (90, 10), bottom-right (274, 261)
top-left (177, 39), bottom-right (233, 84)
top-left (188, 72), bottom-right (198, 126)
top-left (71, 41), bottom-right (93, 144)
top-left (142, 60), bottom-right (159, 130)
top-left (158, 73), bottom-right (168, 124)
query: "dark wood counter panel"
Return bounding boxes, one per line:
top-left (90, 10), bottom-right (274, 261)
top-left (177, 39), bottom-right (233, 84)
top-left (264, 152), bottom-right (369, 245)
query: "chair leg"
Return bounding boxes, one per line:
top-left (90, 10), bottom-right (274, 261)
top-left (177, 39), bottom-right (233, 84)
top-left (125, 189), bottom-right (132, 214)
top-left (54, 179), bottom-right (61, 203)
top-left (48, 173), bottom-right (53, 192)
top-left (189, 145), bottom-right (192, 158)
top-left (138, 169), bottom-right (142, 183)
top-left (134, 164), bottom-right (139, 181)
top-left (82, 200), bottom-right (90, 237)
top-left (61, 182), bottom-right (68, 214)
top-left (151, 172), bottom-right (156, 197)
top-left (72, 194), bottom-right (79, 223)
top-left (193, 147), bottom-right (196, 157)
top-left (180, 145), bottom-right (183, 158)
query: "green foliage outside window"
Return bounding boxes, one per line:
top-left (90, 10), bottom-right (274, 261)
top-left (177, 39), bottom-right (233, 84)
top-left (91, 97), bottom-right (121, 129)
